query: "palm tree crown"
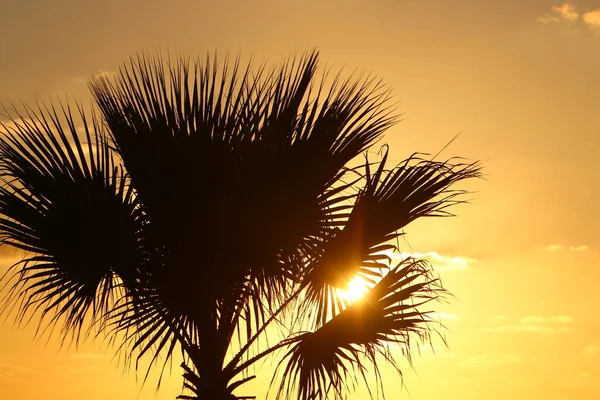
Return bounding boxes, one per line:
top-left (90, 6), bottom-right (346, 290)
top-left (0, 50), bottom-right (481, 400)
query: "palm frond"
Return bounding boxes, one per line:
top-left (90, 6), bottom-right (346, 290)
top-left (105, 281), bottom-right (191, 390)
top-left (87, 50), bottom-right (401, 348)
top-left (0, 49), bottom-right (483, 400)
top-left (275, 257), bottom-right (442, 400)
top-left (303, 147), bottom-right (481, 325)
top-left (0, 102), bottom-right (143, 342)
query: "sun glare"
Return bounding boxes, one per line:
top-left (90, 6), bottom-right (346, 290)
top-left (337, 276), bottom-right (369, 302)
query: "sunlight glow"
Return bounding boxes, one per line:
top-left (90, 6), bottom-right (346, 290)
top-left (337, 276), bottom-right (369, 302)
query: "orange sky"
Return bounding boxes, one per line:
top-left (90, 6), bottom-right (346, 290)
top-left (1, 0), bottom-right (600, 399)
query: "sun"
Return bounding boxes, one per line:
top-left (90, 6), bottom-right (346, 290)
top-left (337, 276), bottom-right (369, 302)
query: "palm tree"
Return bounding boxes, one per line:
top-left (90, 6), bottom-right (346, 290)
top-left (0, 50), bottom-right (480, 400)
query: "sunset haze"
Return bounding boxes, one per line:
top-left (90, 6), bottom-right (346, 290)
top-left (1, 0), bottom-right (600, 399)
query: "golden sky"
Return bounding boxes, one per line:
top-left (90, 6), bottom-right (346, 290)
top-left (1, 0), bottom-right (600, 399)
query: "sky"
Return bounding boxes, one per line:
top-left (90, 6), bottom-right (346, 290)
top-left (1, 0), bottom-right (600, 399)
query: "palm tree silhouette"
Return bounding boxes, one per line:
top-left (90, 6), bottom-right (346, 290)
top-left (0, 50), bottom-right (481, 400)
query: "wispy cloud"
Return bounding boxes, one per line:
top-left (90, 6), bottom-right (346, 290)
top-left (0, 363), bottom-right (28, 383)
top-left (583, 10), bottom-right (600, 26)
top-left (542, 244), bottom-right (588, 252)
top-left (569, 245), bottom-right (589, 251)
top-left (553, 3), bottom-right (579, 21)
top-left (72, 69), bottom-right (116, 85)
top-left (537, 15), bottom-right (561, 24)
top-left (1, 115), bottom-right (65, 137)
top-left (460, 353), bottom-right (521, 368)
top-left (485, 315), bottom-right (574, 334)
top-left (30, 363), bottom-right (103, 375)
top-left (394, 251), bottom-right (477, 272)
top-left (518, 316), bottom-right (546, 324)
top-left (0, 361), bottom-right (105, 383)
top-left (0, 117), bottom-right (35, 133)
top-left (538, 2), bottom-right (578, 23)
top-left (91, 69), bottom-right (115, 79)
top-left (583, 342), bottom-right (600, 357)
top-left (0, 115), bottom-right (98, 164)
top-left (538, 3), bottom-right (600, 29)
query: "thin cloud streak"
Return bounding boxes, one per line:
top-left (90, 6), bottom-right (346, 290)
top-left (583, 342), bottom-right (600, 356)
top-left (392, 251), bottom-right (477, 272)
top-left (537, 15), bottom-right (561, 24)
top-left (72, 69), bottom-right (116, 85)
top-left (542, 244), bottom-right (588, 252)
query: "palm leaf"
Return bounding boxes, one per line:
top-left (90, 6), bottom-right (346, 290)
top-left (303, 147), bottom-right (481, 325)
top-left (275, 257), bottom-right (442, 400)
top-left (0, 102), bottom-right (143, 342)
top-left (0, 49), bottom-right (482, 400)
top-left (87, 50), bottom-right (401, 361)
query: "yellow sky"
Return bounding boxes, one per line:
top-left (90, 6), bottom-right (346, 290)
top-left (1, 0), bottom-right (600, 399)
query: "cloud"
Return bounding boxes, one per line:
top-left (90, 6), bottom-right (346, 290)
top-left (538, 3), bottom-right (600, 29)
top-left (553, 3), bottom-right (579, 21)
top-left (537, 15), bottom-right (561, 24)
top-left (542, 244), bottom-right (588, 252)
top-left (460, 353), bottom-right (521, 368)
top-left (583, 10), bottom-right (600, 26)
top-left (518, 316), bottom-right (546, 324)
top-left (91, 69), bottom-right (115, 80)
top-left (0, 359), bottom-right (106, 384)
top-left (1, 115), bottom-right (66, 137)
top-left (72, 69), bottom-right (116, 85)
top-left (485, 315), bottom-right (574, 334)
top-left (583, 343), bottom-right (600, 356)
top-left (0, 363), bottom-right (28, 383)
top-left (0, 117), bottom-right (35, 133)
top-left (569, 245), bottom-right (589, 251)
top-left (544, 244), bottom-right (566, 251)
top-left (396, 251), bottom-right (477, 271)
top-left (537, 3), bottom-right (578, 23)
top-left (0, 115), bottom-right (98, 169)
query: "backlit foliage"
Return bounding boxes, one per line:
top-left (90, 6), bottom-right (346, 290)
top-left (0, 50), bottom-right (480, 399)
